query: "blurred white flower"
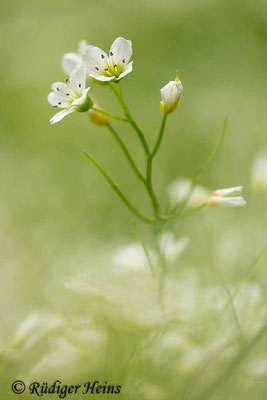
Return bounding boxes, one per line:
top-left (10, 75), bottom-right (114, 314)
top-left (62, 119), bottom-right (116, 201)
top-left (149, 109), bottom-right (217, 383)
top-left (48, 64), bottom-right (92, 124)
top-left (248, 357), bottom-right (267, 377)
top-left (164, 273), bottom-right (199, 318)
top-left (232, 283), bottom-right (265, 334)
top-left (113, 243), bottom-right (155, 273)
top-left (82, 37), bottom-right (133, 82)
top-left (11, 312), bottom-right (62, 351)
top-left (208, 186), bottom-right (246, 208)
top-left (160, 71), bottom-right (183, 114)
top-left (65, 274), bottom-right (108, 300)
top-left (168, 178), bottom-right (210, 208)
top-left (251, 151), bottom-right (267, 193)
top-left (159, 232), bottom-right (189, 263)
top-left (66, 272), bottom-right (161, 326)
top-left (30, 337), bottom-right (79, 379)
top-left (62, 40), bottom-right (88, 75)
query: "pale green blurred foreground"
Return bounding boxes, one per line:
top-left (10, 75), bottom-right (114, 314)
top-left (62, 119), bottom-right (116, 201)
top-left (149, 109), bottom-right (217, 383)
top-left (0, 0), bottom-right (267, 399)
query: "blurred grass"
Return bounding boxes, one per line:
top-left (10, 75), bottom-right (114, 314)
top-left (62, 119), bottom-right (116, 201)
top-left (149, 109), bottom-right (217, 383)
top-left (0, 0), bottom-right (267, 398)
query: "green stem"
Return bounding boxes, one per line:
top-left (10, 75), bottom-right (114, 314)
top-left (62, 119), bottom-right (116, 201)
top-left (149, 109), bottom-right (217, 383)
top-left (174, 116), bottom-right (228, 216)
top-left (157, 255), bottom-right (168, 311)
top-left (161, 202), bottom-right (208, 222)
top-left (145, 114), bottom-right (168, 218)
top-left (109, 82), bottom-right (168, 220)
top-left (146, 156), bottom-right (161, 218)
top-left (131, 219), bottom-right (155, 276)
top-left (110, 82), bottom-right (151, 156)
top-left (194, 116), bottom-right (228, 185)
top-left (106, 124), bottom-right (146, 184)
top-left (195, 324), bottom-right (267, 400)
top-left (151, 113), bottom-right (168, 158)
top-left (91, 107), bottom-right (128, 122)
top-left (83, 150), bottom-right (155, 224)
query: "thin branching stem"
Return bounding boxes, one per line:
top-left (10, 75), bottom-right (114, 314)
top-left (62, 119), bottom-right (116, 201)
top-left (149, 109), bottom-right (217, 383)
top-left (194, 324), bottom-right (267, 400)
top-left (106, 124), bottom-right (146, 184)
top-left (174, 116), bottom-right (228, 217)
top-left (146, 114), bottom-right (168, 218)
top-left (109, 82), bottom-right (163, 218)
top-left (151, 113), bottom-right (168, 159)
top-left (146, 156), bottom-right (161, 218)
top-left (161, 202), bottom-right (208, 222)
top-left (91, 107), bottom-right (128, 122)
top-left (194, 116), bottom-right (228, 185)
top-left (83, 150), bottom-right (155, 224)
top-left (131, 219), bottom-right (155, 276)
top-left (110, 82), bottom-right (151, 157)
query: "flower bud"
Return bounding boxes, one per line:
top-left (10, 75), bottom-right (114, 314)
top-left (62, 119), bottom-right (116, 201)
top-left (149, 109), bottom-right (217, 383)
top-left (160, 70), bottom-right (183, 114)
top-left (208, 186), bottom-right (246, 208)
top-left (89, 108), bottom-right (109, 126)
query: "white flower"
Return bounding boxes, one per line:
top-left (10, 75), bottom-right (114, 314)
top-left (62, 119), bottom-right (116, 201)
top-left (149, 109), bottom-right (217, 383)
top-left (168, 178), bottom-right (210, 208)
top-left (48, 64), bottom-right (92, 124)
top-left (62, 40), bottom-right (88, 75)
top-left (251, 151), bottom-right (267, 193)
top-left (11, 312), bottom-right (62, 350)
top-left (113, 243), bottom-right (155, 273)
top-left (82, 37), bottom-right (133, 82)
top-left (159, 232), bottom-right (189, 263)
top-left (208, 186), bottom-right (246, 207)
top-left (160, 71), bottom-right (183, 114)
top-left (30, 337), bottom-right (79, 378)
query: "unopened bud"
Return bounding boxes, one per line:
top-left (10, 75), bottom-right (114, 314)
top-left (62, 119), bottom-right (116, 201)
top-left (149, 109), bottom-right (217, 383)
top-left (89, 109), bottom-right (109, 126)
top-left (160, 70), bottom-right (183, 114)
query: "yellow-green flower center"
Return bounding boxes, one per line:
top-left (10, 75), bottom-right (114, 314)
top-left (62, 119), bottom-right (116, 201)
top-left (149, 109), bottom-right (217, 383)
top-left (103, 62), bottom-right (124, 78)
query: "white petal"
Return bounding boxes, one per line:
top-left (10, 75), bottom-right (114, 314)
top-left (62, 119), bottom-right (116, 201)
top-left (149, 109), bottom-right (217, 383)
top-left (160, 79), bottom-right (183, 113)
top-left (113, 243), bottom-right (156, 273)
top-left (161, 81), bottom-right (175, 104)
top-left (47, 92), bottom-right (71, 108)
top-left (72, 87), bottom-right (90, 106)
top-left (116, 61), bottom-right (133, 80)
top-left (50, 107), bottom-right (76, 124)
top-left (209, 196), bottom-right (246, 207)
top-left (51, 82), bottom-right (76, 98)
top-left (78, 40), bottom-right (88, 55)
top-left (159, 232), bottom-right (189, 262)
top-left (213, 186), bottom-right (243, 197)
top-left (70, 64), bottom-right (86, 93)
top-left (62, 53), bottom-right (82, 75)
top-left (82, 45), bottom-right (108, 73)
top-left (88, 73), bottom-right (115, 82)
top-left (162, 80), bottom-right (182, 104)
top-left (110, 37), bottom-right (132, 64)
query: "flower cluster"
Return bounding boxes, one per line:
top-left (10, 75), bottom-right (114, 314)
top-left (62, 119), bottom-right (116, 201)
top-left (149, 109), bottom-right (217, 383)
top-left (48, 37), bottom-right (185, 124)
top-left (48, 37), bottom-right (134, 124)
top-left (47, 37), bottom-right (247, 276)
top-left (113, 232), bottom-right (189, 275)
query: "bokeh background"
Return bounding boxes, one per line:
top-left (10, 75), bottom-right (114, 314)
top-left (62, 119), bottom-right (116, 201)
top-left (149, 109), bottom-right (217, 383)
top-left (0, 0), bottom-right (267, 398)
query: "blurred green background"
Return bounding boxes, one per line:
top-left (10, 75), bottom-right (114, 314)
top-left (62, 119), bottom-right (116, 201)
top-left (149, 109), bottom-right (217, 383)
top-left (0, 0), bottom-right (267, 398)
